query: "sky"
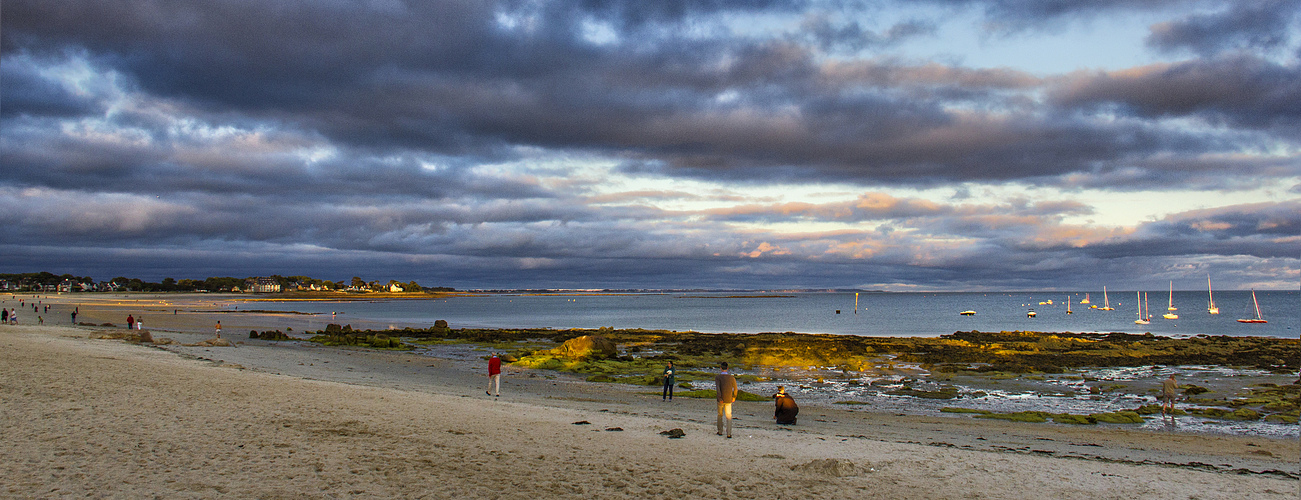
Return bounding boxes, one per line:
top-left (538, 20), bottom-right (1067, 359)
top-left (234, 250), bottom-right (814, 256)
top-left (2, 0), bottom-right (1299, 291)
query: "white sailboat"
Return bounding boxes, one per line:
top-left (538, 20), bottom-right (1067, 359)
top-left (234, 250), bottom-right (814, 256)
top-left (1080, 293), bottom-right (1090, 305)
top-left (1206, 275), bottom-right (1219, 315)
top-left (1134, 291), bottom-right (1149, 324)
top-left (1098, 286), bottom-right (1114, 310)
top-left (1237, 290), bottom-right (1267, 324)
top-left (1066, 297), bottom-right (1072, 314)
top-left (1163, 281), bottom-right (1178, 320)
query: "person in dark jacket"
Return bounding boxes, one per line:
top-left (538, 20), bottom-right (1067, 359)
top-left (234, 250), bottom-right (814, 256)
top-left (773, 386), bottom-right (799, 425)
top-left (662, 361), bottom-right (676, 401)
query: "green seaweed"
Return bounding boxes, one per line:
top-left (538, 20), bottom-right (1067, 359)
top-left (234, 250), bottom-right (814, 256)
top-left (940, 407), bottom-right (990, 414)
top-left (974, 411), bottom-right (1051, 423)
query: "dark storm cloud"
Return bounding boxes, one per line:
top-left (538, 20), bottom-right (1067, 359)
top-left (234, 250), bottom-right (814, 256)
top-left (7, 0), bottom-right (1290, 189)
top-left (1051, 55), bottom-right (1301, 133)
top-left (1, 0), bottom-right (1297, 290)
top-left (1146, 0), bottom-right (1300, 55)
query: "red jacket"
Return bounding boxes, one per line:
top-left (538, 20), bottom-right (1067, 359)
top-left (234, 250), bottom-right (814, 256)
top-left (488, 356), bottom-right (501, 376)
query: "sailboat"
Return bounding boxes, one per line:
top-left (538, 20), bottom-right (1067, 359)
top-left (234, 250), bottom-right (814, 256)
top-left (1080, 293), bottom-right (1090, 305)
top-left (1237, 290), bottom-right (1267, 324)
top-left (1066, 297), bottom-right (1072, 314)
top-left (1134, 291), bottom-right (1149, 324)
top-left (1163, 281), bottom-right (1178, 320)
top-left (1206, 275), bottom-right (1219, 315)
top-left (1098, 286), bottom-right (1114, 310)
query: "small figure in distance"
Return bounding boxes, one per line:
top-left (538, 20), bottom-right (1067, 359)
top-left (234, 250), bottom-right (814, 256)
top-left (773, 386), bottom-right (798, 425)
top-left (215, 320), bottom-right (222, 338)
top-left (662, 361), bottom-right (676, 401)
top-left (715, 361), bottom-right (738, 438)
top-left (1161, 373), bottom-right (1178, 417)
top-left (487, 353), bottom-right (502, 397)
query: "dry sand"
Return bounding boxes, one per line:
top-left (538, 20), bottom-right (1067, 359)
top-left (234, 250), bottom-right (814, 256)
top-left (2, 294), bottom-right (1298, 499)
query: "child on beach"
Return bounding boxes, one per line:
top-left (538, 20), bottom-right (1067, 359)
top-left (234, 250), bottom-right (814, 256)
top-left (215, 321), bottom-right (222, 338)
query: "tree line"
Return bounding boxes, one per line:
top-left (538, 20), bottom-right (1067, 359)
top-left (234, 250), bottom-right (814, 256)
top-left (0, 272), bottom-right (455, 293)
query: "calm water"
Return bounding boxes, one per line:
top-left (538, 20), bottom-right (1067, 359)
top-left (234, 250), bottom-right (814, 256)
top-left (258, 289), bottom-right (1297, 338)
top-left (256, 290), bottom-right (1298, 438)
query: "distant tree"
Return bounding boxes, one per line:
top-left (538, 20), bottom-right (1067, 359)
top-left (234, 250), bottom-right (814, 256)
top-left (161, 277), bottom-right (177, 291)
top-left (406, 281), bottom-right (422, 292)
top-left (351, 276), bottom-right (366, 288)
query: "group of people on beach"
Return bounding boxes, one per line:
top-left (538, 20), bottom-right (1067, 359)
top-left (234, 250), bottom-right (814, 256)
top-left (486, 356), bottom-right (798, 437)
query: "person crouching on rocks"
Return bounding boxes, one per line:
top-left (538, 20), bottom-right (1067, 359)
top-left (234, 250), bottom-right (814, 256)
top-left (773, 386), bottom-right (798, 425)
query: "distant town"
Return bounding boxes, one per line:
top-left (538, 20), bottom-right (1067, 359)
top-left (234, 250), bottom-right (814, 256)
top-left (0, 272), bottom-right (454, 294)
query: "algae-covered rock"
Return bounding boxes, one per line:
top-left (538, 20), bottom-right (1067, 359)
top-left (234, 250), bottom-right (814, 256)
top-left (940, 407), bottom-right (990, 414)
top-left (1133, 404), bottom-right (1185, 416)
top-left (1188, 407), bottom-right (1262, 420)
top-left (1264, 413), bottom-right (1298, 424)
top-left (1090, 411), bottom-right (1144, 424)
top-left (1051, 414), bottom-right (1095, 425)
top-left (674, 389), bottom-right (768, 402)
top-left (550, 335), bottom-right (617, 360)
top-left (1182, 385), bottom-right (1210, 396)
top-left (974, 411), bottom-right (1051, 423)
top-left (886, 386), bottom-right (960, 399)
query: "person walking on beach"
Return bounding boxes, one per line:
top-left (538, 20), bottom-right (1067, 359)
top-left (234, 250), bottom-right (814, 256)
top-left (662, 361), bottom-right (676, 401)
top-left (127, 314), bottom-right (135, 330)
top-left (715, 362), bottom-right (738, 438)
top-left (773, 386), bottom-right (799, 425)
top-left (486, 353), bottom-right (502, 397)
top-left (215, 321), bottom-right (222, 338)
top-left (70, 309), bottom-right (77, 324)
top-left (1161, 373), bottom-right (1178, 417)
top-left (2, 308), bottom-right (7, 323)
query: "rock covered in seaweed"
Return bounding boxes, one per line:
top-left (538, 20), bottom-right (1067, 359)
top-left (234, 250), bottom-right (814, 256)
top-left (549, 335), bottom-right (617, 360)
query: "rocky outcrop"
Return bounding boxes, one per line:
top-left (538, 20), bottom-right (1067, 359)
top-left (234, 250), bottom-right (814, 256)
top-left (550, 335), bottom-right (617, 360)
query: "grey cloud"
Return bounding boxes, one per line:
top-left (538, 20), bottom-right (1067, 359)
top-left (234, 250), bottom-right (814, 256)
top-left (799, 15), bottom-right (937, 53)
top-left (1050, 55), bottom-right (1301, 133)
top-left (1146, 0), bottom-right (1300, 55)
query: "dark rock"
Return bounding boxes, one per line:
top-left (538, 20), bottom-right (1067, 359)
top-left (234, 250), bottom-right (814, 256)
top-left (659, 428), bottom-right (685, 438)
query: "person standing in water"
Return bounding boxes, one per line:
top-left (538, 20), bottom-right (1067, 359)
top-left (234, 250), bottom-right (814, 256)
top-left (1161, 373), bottom-right (1178, 417)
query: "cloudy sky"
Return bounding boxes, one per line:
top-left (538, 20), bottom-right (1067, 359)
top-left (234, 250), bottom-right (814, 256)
top-left (2, 0), bottom-right (1299, 291)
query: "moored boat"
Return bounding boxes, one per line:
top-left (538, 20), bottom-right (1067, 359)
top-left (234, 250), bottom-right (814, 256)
top-left (1237, 290), bottom-right (1267, 324)
top-left (1163, 281), bottom-right (1178, 320)
top-left (1207, 275), bottom-right (1219, 315)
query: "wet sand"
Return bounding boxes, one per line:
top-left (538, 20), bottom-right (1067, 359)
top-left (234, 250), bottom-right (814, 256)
top-left (1, 293), bottom-right (1297, 498)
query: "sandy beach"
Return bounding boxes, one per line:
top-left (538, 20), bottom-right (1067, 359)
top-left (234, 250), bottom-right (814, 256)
top-left (2, 294), bottom-right (1298, 499)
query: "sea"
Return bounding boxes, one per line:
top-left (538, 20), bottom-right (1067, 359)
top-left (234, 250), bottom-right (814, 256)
top-left (259, 289), bottom-right (1297, 339)
top-left (254, 289), bottom-right (1298, 437)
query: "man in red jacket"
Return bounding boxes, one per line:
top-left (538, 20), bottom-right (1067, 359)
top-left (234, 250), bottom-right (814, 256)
top-left (486, 354), bottom-right (502, 397)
